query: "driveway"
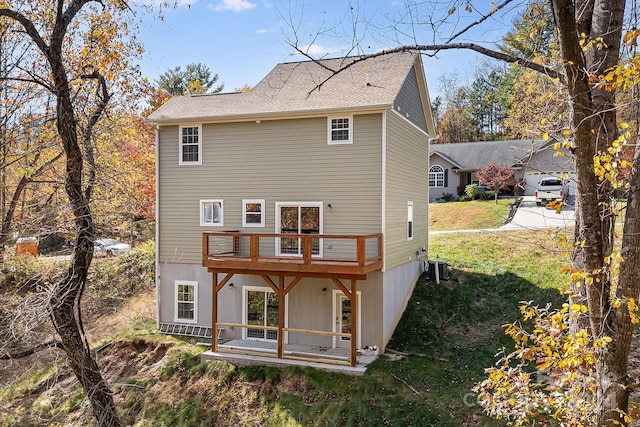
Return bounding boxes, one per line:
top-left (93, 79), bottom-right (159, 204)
top-left (429, 196), bottom-right (575, 235)
top-left (498, 195), bottom-right (575, 230)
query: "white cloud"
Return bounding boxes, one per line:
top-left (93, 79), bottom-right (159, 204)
top-left (142, 0), bottom-right (197, 8)
top-left (212, 0), bottom-right (257, 12)
top-left (299, 44), bottom-right (342, 56)
top-left (256, 28), bottom-right (274, 34)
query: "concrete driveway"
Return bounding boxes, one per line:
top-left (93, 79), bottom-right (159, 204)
top-left (498, 195), bottom-right (575, 230)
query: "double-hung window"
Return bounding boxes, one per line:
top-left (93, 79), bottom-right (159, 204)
top-left (429, 165), bottom-right (445, 187)
top-left (328, 116), bottom-right (352, 144)
top-left (242, 199), bottom-right (265, 227)
top-left (175, 281), bottom-right (197, 322)
top-left (200, 199), bottom-right (223, 226)
top-left (179, 125), bottom-right (202, 165)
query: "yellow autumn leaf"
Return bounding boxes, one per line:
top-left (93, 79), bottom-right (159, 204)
top-left (543, 132), bottom-right (549, 141)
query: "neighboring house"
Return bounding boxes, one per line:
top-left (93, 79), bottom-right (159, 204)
top-left (147, 51), bottom-right (437, 368)
top-left (429, 139), bottom-right (574, 201)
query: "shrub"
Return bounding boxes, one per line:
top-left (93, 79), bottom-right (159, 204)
top-left (440, 193), bottom-right (455, 202)
top-left (480, 190), bottom-right (495, 200)
top-left (465, 184), bottom-right (478, 199)
top-left (458, 195), bottom-right (472, 202)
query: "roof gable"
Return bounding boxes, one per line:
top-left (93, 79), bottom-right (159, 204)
top-left (147, 52), bottom-right (425, 124)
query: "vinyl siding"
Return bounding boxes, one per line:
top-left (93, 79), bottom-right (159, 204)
top-left (393, 66), bottom-right (428, 133)
top-left (158, 265), bottom-right (386, 349)
top-left (428, 154), bottom-right (460, 201)
top-left (384, 110), bottom-right (430, 270)
top-left (157, 114), bottom-right (384, 264)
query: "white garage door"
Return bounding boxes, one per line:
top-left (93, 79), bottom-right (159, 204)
top-left (524, 172), bottom-right (576, 196)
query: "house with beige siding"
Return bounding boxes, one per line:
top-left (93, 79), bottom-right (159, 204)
top-left (147, 51), bottom-right (437, 369)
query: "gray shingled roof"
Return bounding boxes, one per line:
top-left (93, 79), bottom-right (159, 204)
top-left (429, 139), bottom-right (547, 170)
top-left (147, 51), bottom-right (419, 123)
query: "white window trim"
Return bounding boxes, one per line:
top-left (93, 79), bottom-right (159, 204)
top-left (407, 201), bottom-right (414, 241)
top-left (429, 165), bottom-right (444, 188)
top-left (327, 115), bottom-right (353, 145)
top-left (179, 124), bottom-right (202, 165)
top-left (275, 202), bottom-right (323, 257)
top-left (200, 199), bottom-right (224, 226)
top-left (241, 286), bottom-right (289, 342)
top-left (174, 280), bottom-right (198, 323)
top-left (242, 199), bottom-right (266, 228)
top-left (332, 289), bottom-right (362, 349)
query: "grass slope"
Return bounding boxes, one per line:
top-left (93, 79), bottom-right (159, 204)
top-left (429, 199), bottom-right (514, 231)
top-left (0, 229), bottom-right (570, 426)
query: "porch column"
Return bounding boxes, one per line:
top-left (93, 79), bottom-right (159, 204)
top-left (350, 279), bottom-right (357, 367)
top-left (212, 272), bottom-right (218, 352)
top-left (277, 276), bottom-right (285, 359)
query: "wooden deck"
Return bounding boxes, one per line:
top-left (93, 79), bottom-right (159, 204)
top-left (203, 232), bottom-right (383, 367)
top-left (202, 232), bottom-right (383, 278)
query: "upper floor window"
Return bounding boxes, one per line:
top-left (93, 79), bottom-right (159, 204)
top-left (243, 199), bottom-right (265, 227)
top-left (429, 165), bottom-right (445, 187)
top-left (328, 116), bottom-right (352, 144)
top-left (200, 199), bottom-right (223, 226)
top-left (179, 125), bottom-right (202, 165)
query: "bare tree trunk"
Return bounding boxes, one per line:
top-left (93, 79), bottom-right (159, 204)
top-left (48, 52), bottom-right (121, 427)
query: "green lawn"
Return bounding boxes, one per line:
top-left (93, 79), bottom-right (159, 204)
top-left (429, 199), bottom-right (514, 231)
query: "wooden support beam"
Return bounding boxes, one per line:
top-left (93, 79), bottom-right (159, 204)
top-left (261, 275), bottom-right (279, 293)
top-left (332, 278), bottom-right (351, 299)
top-left (350, 279), bottom-right (358, 367)
top-left (283, 277), bottom-right (302, 296)
top-left (212, 272), bottom-right (218, 353)
top-left (278, 276), bottom-right (285, 360)
top-left (215, 272), bottom-right (235, 293)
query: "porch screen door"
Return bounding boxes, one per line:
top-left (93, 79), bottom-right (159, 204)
top-left (278, 204), bottom-right (320, 256)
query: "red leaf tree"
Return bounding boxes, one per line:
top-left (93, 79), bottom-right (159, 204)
top-left (476, 162), bottom-right (516, 203)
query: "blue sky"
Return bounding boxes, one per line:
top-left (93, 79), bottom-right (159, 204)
top-left (135, 0), bottom-right (517, 98)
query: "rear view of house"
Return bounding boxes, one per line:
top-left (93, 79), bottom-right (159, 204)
top-left (147, 51), bottom-right (436, 368)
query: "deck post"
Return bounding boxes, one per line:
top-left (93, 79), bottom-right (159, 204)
top-left (250, 234), bottom-right (259, 262)
top-left (212, 272), bottom-right (218, 352)
top-left (350, 279), bottom-right (357, 367)
top-left (277, 276), bottom-right (285, 359)
top-left (303, 235), bottom-right (312, 264)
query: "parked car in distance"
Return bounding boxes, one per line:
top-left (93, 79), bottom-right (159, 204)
top-left (94, 239), bottom-right (131, 257)
top-left (535, 177), bottom-right (567, 206)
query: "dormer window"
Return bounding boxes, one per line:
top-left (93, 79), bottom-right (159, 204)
top-left (328, 116), bottom-right (352, 144)
top-left (179, 125), bottom-right (202, 165)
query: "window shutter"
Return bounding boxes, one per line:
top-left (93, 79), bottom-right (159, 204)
top-left (444, 169), bottom-right (449, 187)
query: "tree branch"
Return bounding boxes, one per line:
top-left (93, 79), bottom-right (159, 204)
top-left (0, 340), bottom-right (64, 360)
top-left (445, 0), bottom-right (516, 44)
top-left (299, 43), bottom-right (563, 96)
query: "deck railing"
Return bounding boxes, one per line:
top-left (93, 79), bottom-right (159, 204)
top-left (202, 232), bottom-right (383, 274)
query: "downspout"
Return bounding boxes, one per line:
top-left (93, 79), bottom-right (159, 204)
top-left (381, 110), bottom-right (387, 272)
top-left (154, 124), bottom-right (160, 332)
